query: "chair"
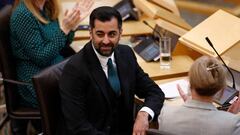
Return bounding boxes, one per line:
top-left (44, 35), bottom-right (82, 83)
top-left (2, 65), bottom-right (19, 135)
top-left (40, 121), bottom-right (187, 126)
top-left (0, 5), bottom-right (40, 129)
top-left (32, 59), bottom-right (69, 135)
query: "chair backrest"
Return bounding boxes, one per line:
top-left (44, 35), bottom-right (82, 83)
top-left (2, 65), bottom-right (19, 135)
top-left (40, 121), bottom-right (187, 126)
top-left (32, 59), bottom-right (69, 135)
top-left (0, 5), bottom-right (19, 114)
top-left (0, 5), bottom-right (40, 119)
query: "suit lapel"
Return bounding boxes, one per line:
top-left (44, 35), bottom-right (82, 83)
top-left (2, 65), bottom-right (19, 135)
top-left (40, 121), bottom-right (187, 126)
top-left (114, 47), bottom-right (131, 106)
top-left (84, 43), bottom-right (131, 109)
top-left (84, 42), bottom-right (111, 107)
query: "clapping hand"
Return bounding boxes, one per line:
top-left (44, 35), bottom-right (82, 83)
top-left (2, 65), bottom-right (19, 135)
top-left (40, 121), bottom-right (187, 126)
top-left (72, 0), bottom-right (94, 31)
top-left (61, 0), bottom-right (94, 34)
top-left (78, 0), bottom-right (94, 20)
top-left (177, 84), bottom-right (189, 102)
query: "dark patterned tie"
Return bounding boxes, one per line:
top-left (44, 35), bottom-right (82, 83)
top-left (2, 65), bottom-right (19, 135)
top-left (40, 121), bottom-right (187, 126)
top-left (107, 58), bottom-right (120, 96)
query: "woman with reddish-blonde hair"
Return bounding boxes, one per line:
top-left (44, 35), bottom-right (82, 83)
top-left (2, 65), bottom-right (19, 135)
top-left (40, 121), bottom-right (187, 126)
top-left (10, 0), bottom-right (93, 134)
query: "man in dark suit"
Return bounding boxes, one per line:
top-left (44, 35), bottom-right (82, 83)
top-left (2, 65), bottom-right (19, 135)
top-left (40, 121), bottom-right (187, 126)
top-left (59, 6), bottom-right (165, 135)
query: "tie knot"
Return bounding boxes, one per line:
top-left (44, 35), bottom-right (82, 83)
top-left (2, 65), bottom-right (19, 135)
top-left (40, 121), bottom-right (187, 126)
top-left (107, 58), bottom-right (113, 66)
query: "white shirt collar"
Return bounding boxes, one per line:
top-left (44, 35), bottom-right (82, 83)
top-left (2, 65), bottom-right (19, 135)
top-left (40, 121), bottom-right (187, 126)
top-left (91, 43), bottom-right (115, 68)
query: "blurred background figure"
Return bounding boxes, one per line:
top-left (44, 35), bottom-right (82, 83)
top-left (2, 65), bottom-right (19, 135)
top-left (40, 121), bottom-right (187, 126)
top-left (0, 0), bottom-right (14, 9)
top-left (9, 0), bottom-right (92, 134)
top-left (158, 56), bottom-right (240, 135)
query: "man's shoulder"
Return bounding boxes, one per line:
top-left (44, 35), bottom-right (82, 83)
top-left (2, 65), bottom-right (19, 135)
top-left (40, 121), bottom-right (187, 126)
top-left (116, 44), bottom-right (134, 55)
top-left (61, 48), bottom-right (88, 73)
top-left (69, 43), bottom-right (91, 62)
top-left (117, 44), bottom-right (132, 50)
top-left (67, 51), bottom-right (85, 66)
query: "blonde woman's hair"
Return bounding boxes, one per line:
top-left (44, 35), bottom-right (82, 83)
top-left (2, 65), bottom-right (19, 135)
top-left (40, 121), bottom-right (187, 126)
top-left (14, 0), bottom-right (60, 24)
top-left (189, 56), bottom-right (226, 96)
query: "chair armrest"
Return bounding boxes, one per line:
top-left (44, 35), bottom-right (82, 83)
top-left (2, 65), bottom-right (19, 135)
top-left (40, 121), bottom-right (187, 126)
top-left (146, 128), bottom-right (174, 135)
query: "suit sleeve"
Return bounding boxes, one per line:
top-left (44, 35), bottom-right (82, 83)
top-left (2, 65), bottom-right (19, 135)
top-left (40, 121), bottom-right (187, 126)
top-left (59, 62), bottom-right (105, 135)
top-left (129, 48), bottom-right (165, 119)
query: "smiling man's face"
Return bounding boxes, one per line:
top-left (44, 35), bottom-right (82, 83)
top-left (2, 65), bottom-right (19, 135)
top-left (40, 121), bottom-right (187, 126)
top-left (90, 17), bottom-right (122, 56)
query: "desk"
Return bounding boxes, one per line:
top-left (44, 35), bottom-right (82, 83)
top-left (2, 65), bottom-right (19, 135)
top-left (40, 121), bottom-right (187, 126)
top-left (136, 55), bottom-right (193, 81)
top-left (176, 0), bottom-right (240, 16)
top-left (71, 39), bottom-right (194, 81)
top-left (222, 41), bottom-right (240, 72)
top-left (177, 38), bottom-right (240, 73)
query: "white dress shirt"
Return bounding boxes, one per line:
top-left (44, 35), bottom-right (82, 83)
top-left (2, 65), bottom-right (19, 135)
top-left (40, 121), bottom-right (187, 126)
top-left (92, 44), bottom-right (154, 120)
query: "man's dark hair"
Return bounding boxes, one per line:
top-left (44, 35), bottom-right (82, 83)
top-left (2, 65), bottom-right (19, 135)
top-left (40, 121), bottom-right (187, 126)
top-left (90, 6), bottom-right (122, 29)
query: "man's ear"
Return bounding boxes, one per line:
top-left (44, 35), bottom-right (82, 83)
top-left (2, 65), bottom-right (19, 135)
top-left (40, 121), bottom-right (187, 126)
top-left (89, 28), bottom-right (92, 40)
top-left (119, 28), bottom-right (123, 37)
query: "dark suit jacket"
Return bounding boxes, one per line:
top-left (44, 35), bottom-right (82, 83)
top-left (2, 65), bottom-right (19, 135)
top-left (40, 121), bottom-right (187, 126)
top-left (58, 42), bottom-right (165, 135)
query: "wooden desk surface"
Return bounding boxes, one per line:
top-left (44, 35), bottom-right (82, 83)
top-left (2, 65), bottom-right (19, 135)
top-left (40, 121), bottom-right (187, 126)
top-left (222, 41), bottom-right (240, 72)
top-left (136, 55), bottom-right (193, 81)
top-left (179, 38), bottom-right (240, 72)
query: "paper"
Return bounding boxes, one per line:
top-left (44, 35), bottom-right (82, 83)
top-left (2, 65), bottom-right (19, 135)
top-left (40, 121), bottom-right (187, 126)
top-left (159, 79), bottom-right (189, 98)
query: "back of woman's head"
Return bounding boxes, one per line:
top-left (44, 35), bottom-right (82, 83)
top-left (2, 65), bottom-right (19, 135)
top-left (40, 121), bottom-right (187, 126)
top-left (189, 56), bottom-right (226, 96)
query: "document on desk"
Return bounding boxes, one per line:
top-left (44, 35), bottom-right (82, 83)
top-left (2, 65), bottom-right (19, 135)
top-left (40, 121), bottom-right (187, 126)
top-left (159, 79), bottom-right (189, 99)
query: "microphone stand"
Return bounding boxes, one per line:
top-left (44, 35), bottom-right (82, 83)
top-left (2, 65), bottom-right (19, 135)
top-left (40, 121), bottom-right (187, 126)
top-left (205, 37), bottom-right (236, 89)
top-left (143, 20), bottom-right (164, 38)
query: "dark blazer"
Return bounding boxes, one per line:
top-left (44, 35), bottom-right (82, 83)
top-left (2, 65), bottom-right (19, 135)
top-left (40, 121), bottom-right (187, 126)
top-left (58, 42), bottom-right (165, 135)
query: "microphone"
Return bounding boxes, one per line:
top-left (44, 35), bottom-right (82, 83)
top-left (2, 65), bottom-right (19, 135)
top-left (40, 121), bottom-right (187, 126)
top-left (143, 20), bottom-right (163, 38)
top-left (205, 37), bottom-right (236, 89)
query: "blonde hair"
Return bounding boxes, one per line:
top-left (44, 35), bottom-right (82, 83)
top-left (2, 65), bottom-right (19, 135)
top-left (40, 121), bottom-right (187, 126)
top-left (189, 56), bottom-right (226, 96)
top-left (14, 0), bottom-right (60, 24)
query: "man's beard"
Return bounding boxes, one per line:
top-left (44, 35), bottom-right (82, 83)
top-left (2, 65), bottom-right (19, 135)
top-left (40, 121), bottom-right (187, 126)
top-left (95, 43), bottom-right (116, 57)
